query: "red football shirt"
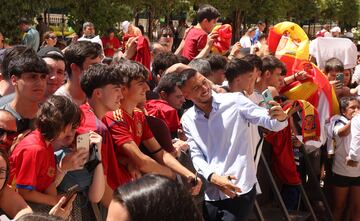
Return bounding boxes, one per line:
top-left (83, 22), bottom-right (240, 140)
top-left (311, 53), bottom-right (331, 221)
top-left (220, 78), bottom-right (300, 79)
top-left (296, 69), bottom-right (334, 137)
top-left (9, 130), bottom-right (56, 192)
top-left (101, 36), bottom-right (120, 57)
top-left (103, 108), bottom-right (154, 150)
top-left (78, 103), bottom-right (132, 189)
top-left (145, 99), bottom-right (180, 133)
top-left (181, 27), bottom-right (208, 61)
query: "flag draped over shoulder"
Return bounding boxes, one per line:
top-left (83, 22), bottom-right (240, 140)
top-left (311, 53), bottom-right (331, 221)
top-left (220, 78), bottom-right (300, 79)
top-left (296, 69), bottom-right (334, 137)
top-left (268, 21), bottom-right (339, 116)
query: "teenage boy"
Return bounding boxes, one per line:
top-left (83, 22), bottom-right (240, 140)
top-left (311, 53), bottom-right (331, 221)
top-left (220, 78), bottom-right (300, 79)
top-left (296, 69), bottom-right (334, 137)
top-left (37, 47), bottom-right (66, 98)
top-left (103, 60), bottom-right (202, 195)
top-left (55, 41), bottom-right (102, 105)
top-left (181, 4), bottom-right (220, 61)
top-left (77, 63), bottom-right (131, 207)
top-left (145, 73), bottom-right (185, 137)
top-left (179, 68), bottom-right (288, 221)
top-left (1, 48), bottom-right (49, 132)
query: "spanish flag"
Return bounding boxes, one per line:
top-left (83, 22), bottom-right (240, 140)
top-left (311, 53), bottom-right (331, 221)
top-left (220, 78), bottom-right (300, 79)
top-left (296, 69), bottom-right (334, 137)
top-left (268, 21), bottom-right (339, 116)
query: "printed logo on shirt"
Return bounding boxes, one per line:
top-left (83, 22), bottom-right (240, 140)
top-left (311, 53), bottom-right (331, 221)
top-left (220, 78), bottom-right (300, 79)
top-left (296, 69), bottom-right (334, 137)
top-left (113, 109), bottom-right (123, 122)
top-left (47, 167), bottom-right (56, 178)
top-left (136, 122), bottom-right (143, 138)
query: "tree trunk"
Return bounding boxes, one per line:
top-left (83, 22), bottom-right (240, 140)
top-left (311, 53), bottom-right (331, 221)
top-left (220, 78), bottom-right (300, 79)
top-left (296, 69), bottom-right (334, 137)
top-left (232, 9), bottom-right (245, 44)
top-left (148, 6), bottom-right (153, 41)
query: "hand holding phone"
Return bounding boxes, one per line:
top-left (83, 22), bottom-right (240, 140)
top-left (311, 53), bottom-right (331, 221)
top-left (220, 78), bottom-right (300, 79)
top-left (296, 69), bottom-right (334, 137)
top-left (262, 89), bottom-right (274, 109)
top-left (336, 73), bottom-right (344, 89)
top-left (61, 184), bottom-right (79, 208)
top-left (76, 133), bottom-right (90, 150)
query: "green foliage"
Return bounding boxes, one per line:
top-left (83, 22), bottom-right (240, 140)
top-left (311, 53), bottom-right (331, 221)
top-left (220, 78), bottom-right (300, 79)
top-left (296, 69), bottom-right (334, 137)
top-left (64, 0), bottom-right (132, 35)
top-left (0, 0), bottom-right (51, 42)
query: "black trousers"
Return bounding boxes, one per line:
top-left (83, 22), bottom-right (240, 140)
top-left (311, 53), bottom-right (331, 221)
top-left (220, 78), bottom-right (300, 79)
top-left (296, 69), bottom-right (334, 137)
top-left (203, 185), bottom-right (256, 221)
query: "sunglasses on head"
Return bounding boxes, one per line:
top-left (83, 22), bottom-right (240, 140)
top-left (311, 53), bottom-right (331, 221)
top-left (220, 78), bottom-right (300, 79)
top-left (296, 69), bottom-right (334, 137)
top-left (49, 36), bottom-right (57, 39)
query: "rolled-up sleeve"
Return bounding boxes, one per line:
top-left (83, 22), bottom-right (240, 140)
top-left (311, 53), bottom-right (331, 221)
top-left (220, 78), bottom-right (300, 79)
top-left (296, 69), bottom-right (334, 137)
top-left (238, 96), bottom-right (288, 132)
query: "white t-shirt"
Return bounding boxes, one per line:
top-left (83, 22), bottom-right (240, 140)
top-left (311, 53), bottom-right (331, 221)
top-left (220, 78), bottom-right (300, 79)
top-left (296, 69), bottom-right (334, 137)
top-left (333, 116), bottom-right (360, 177)
top-left (239, 35), bottom-right (252, 48)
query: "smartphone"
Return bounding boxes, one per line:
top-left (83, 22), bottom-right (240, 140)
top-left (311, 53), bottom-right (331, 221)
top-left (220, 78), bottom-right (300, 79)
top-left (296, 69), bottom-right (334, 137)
top-left (76, 133), bottom-right (90, 150)
top-left (336, 73), bottom-right (344, 86)
top-left (262, 89), bottom-right (274, 109)
top-left (61, 184), bottom-right (79, 208)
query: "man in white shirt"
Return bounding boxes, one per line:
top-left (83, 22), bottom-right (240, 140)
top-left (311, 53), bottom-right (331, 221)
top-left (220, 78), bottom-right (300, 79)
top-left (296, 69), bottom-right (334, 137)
top-left (178, 68), bottom-right (288, 221)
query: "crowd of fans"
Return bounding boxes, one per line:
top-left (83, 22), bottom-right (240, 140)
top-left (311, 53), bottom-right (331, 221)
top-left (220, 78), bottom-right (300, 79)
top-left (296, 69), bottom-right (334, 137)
top-left (1, 3), bottom-right (360, 221)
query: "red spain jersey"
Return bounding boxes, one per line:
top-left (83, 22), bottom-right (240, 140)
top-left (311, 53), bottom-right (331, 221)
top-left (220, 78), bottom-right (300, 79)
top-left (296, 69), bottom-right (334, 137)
top-left (145, 99), bottom-right (181, 133)
top-left (9, 130), bottom-right (56, 192)
top-left (78, 103), bottom-right (132, 189)
top-left (103, 108), bottom-right (154, 151)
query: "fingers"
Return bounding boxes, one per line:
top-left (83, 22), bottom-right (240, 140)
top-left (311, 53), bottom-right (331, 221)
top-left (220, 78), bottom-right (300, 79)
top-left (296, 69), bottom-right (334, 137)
top-left (64, 194), bottom-right (76, 211)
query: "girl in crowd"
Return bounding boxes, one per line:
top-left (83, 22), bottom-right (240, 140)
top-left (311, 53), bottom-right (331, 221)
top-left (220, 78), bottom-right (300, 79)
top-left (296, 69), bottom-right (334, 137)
top-left (107, 174), bottom-right (203, 221)
top-left (41, 31), bottom-right (58, 48)
top-left (331, 97), bottom-right (360, 221)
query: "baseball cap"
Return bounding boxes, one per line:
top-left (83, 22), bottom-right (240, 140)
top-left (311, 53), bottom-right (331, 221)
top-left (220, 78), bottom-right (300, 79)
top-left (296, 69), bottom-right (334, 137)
top-left (121, 21), bottom-right (130, 33)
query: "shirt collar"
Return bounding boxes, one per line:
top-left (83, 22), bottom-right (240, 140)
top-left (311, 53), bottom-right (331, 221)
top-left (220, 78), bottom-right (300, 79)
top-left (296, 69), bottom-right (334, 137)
top-left (194, 94), bottom-right (221, 118)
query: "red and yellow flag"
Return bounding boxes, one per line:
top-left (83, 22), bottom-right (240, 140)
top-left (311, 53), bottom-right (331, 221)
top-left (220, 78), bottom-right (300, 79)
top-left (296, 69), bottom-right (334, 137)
top-left (268, 22), bottom-right (339, 116)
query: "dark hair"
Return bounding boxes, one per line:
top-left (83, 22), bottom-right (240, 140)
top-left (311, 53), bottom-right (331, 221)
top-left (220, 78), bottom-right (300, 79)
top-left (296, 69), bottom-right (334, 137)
top-left (113, 174), bottom-right (203, 221)
top-left (16, 213), bottom-right (63, 221)
top-left (106, 28), bottom-right (115, 35)
top-left (8, 48), bottom-right (49, 78)
top-left (188, 58), bottom-right (211, 77)
top-left (114, 60), bottom-right (148, 87)
top-left (207, 54), bottom-right (228, 72)
top-left (37, 47), bottom-right (65, 62)
top-left (64, 41), bottom-right (102, 78)
top-left (225, 58), bottom-right (254, 83)
top-left (261, 55), bottom-right (285, 74)
top-left (178, 68), bottom-right (197, 88)
top-left (339, 96), bottom-right (359, 114)
top-left (0, 148), bottom-right (9, 191)
top-left (154, 73), bottom-right (181, 95)
top-left (324, 57), bottom-right (344, 73)
top-left (176, 55), bottom-right (190, 65)
top-left (17, 17), bottom-right (29, 25)
top-left (81, 63), bottom-right (124, 98)
top-left (1, 45), bottom-right (28, 80)
top-left (197, 4), bottom-right (220, 23)
top-left (152, 52), bottom-right (179, 76)
top-left (36, 95), bottom-right (82, 141)
top-left (242, 54), bottom-right (263, 72)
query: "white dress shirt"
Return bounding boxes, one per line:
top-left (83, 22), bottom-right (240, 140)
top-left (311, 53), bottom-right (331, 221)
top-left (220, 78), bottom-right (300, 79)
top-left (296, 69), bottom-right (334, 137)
top-left (181, 92), bottom-right (288, 201)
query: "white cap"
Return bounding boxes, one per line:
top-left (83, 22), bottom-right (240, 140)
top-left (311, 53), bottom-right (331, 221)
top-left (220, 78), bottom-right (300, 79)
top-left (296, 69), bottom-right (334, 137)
top-left (121, 21), bottom-right (130, 33)
top-left (330, 26), bottom-right (341, 33)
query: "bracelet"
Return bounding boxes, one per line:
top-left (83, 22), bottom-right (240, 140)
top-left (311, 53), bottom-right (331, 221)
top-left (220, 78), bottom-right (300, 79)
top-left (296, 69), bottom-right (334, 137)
top-left (56, 164), bottom-right (67, 174)
top-left (283, 79), bottom-right (288, 86)
top-left (293, 73), bottom-right (297, 81)
top-left (279, 116), bottom-right (288, 122)
top-left (207, 172), bottom-right (215, 182)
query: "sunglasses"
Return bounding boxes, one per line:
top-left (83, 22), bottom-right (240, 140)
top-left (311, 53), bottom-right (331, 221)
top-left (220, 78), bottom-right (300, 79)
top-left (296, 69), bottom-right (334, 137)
top-left (49, 36), bottom-right (57, 40)
top-left (162, 34), bottom-right (173, 38)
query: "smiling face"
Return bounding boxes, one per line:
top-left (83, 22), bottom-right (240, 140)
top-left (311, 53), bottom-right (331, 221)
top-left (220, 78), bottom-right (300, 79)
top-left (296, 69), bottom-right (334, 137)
top-left (180, 72), bottom-right (212, 105)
